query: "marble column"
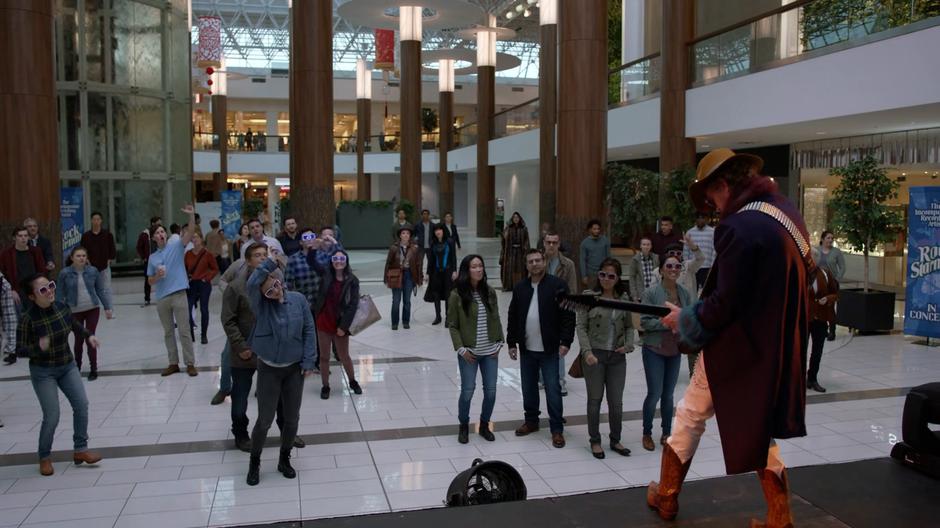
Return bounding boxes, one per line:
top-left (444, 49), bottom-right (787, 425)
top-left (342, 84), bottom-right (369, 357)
top-left (211, 94), bottom-right (227, 200)
top-left (538, 20), bottom-right (557, 230)
top-left (399, 40), bottom-right (422, 211)
top-left (438, 90), bottom-right (454, 216)
top-left (290, 0), bottom-right (335, 230)
top-left (475, 65), bottom-right (495, 237)
top-left (660, 0), bottom-right (696, 172)
top-left (357, 97), bottom-right (371, 200)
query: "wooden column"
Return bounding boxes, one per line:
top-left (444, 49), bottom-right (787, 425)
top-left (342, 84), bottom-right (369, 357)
top-left (475, 65), bottom-right (495, 237)
top-left (0, 0), bottom-right (60, 259)
top-left (438, 90), bottom-right (454, 216)
top-left (660, 0), bottom-right (695, 172)
top-left (290, 0), bottom-right (334, 229)
top-left (211, 94), bottom-right (228, 200)
top-left (400, 40), bottom-right (421, 211)
top-left (557, 0), bottom-right (607, 273)
top-left (538, 22), bottom-right (558, 230)
top-left (356, 98), bottom-right (371, 200)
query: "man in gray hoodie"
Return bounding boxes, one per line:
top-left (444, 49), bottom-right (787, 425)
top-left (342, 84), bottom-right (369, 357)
top-left (579, 219), bottom-right (611, 289)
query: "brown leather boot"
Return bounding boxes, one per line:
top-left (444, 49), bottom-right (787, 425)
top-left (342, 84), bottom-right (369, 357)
top-left (39, 458), bottom-right (54, 476)
top-left (73, 450), bottom-right (103, 465)
top-left (647, 443), bottom-right (693, 520)
top-left (750, 468), bottom-right (794, 528)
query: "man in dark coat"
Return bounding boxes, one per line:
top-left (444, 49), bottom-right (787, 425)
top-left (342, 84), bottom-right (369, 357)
top-left (649, 148), bottom-right (810, 528)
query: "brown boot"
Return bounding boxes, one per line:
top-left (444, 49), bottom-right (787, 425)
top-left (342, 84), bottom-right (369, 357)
top-left (73, 450), bottom-right (103, 465)
top-left (750, 468), bottom-right (794, 528)
top-left (39, 458), bottom-right (54, 476)
top-left (647, 442), bottom-right (693, 520)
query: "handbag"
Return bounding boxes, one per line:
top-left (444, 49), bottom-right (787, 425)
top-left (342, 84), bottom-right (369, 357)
top-left (567, 354), bottom-right (584, 379)
top-left (385, 268), bottom-right (402, 289)
top-left (348, 295), bottom-right (382, 335)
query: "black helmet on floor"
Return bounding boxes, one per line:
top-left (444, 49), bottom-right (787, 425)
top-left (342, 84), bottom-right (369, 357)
top-left (446, 458), bottom-right (527, 507)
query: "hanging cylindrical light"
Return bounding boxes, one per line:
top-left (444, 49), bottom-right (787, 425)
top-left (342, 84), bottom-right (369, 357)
top-left (438, 59), bottom-right (454, 92)
top-left (539, 0), bottom-right (557, 25)
top-left (477, 15), bottom-right (497, 67)
top-left (356, 58), bottom-right (372, 99)
top-left (399, 6), bottom-right (423, 41)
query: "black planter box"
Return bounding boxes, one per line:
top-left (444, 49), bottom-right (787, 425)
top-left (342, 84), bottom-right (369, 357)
top-left (836, 288), bottom-right (896, 333)
top-left (337, 202), bottom-right (394, 249)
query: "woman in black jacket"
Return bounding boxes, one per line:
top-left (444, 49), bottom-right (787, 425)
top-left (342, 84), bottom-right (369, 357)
top-left (424, 224), bottom-right (457, 325)
top-left (314, 249), bottom-right (361, 399)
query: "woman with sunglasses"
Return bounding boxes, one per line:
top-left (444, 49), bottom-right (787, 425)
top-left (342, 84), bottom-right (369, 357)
top-left (640, 253), bottom-right (694, 452)
top-left (575, 257), bottom-right (635, 459)
top-left (17, 273), bottom-right (103, 476)
top-left (424, 224), bottom-right (457, 325)
top-left (313, 250), bottom-right (362, 399)
top-left (56, 246), bottom-right (113, 380)
top-left (447, 255), bottom-right (503, 444)
top-left (244, 258), bottom-right (317, 486)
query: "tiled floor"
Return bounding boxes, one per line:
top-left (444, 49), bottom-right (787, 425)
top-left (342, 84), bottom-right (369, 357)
top-left (0, 236), bottom-right (932, 527)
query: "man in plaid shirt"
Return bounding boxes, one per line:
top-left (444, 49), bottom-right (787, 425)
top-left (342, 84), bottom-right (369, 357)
top-left (285, 228), bottom-right (323, 371)
top-left (0, 272), bottom-right (15, 425)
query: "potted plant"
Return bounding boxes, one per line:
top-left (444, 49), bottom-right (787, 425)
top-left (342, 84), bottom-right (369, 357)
top-left (828, 155), bottom-right (903, 332)
top-left (606, 163), bottom-right (661, 248)
top-left (337, 200), bottom-right (395, 249)
top-left (421, 108), bottom-right (438, 148)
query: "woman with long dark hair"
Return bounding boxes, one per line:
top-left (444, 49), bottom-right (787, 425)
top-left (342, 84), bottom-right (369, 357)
top-left (314, 249), bottom-right (362, 399)
top-left (424, 224), bottom-right (457, 325)
top-left (233, 223), bottom-right (251, 258)
top-left (499, 212), bottom-right (530, 291)
top-left (447, 255), bottom-right (504, 444)
top-left (575, 257), bottom-right (635, 458)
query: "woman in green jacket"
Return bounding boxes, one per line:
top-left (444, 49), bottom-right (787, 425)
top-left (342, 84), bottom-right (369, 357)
top-left (640, 254), bottom-right (694, 451)
top-left (447, 254), bottom-right (504, 444)
top-left (576, 257), bottom-right (635, 459)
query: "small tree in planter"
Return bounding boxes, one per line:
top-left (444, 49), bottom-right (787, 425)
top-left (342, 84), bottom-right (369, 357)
top-left (606, 163), bottom-right (661, 248)
top-left (828, 155), bottom-right (903, 292)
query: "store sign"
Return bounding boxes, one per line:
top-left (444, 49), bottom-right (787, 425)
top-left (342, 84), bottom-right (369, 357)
top-left (220, 190), bottom-right (243, 240)
top-left (904, 186), bottom-right (940, 338)
top-left (60, 187), bottom-right (84, 262)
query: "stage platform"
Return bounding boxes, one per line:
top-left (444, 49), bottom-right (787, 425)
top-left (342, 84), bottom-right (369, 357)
top-left (244, 458), bottom-right (937, 528)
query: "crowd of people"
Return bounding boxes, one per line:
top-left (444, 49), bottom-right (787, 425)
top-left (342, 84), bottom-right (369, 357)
top-left (0, 148), bottom-right (843, 528)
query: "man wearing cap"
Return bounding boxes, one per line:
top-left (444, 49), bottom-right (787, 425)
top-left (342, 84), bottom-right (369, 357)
top-left (648, 148), bottom-right (810, 528)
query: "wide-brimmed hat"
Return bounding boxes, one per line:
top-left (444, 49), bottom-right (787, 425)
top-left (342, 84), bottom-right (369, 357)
top-left (396, 225), bottom-right (414, 237)
top-left (689, 148), bottom-right (764, 212)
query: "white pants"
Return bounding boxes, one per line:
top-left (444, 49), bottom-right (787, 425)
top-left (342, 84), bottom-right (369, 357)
top-left (667, 354), bottom-right (784, 476)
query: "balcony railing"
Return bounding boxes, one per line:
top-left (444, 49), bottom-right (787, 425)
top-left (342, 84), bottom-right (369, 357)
top-left (193, 132), bottom-right (219, 151)
top-left (608, 52), bottom-right (662, 107)
top-left (455, 123), bottom-right (478, 147)
top-left (690, 0), bottom-right (940, 85)
top-left (494, 97), bottom-right (540, 139)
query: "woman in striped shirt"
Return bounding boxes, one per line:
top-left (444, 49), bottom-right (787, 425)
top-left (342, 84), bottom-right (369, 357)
top-left (447, 255), bottom-right (504, 444)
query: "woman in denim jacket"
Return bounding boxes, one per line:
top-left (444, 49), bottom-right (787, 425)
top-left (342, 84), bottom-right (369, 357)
top-left (56, 246), bottom-right (113, 380)
top-left (244, 258), bottom-right (317, 487)
top-left (640, 254), bottom-right (694, 451)
top-left (575, 257), bottom-right (635, 459)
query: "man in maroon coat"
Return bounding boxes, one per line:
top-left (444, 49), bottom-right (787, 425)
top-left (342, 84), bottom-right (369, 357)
top-left (649, 148), bottom-right (810, 528)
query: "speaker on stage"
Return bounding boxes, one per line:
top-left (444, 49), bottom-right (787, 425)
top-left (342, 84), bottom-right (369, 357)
top-left (446, 458), bottom-right (527, 507)
top-left (891, 382), bottom-right (940, 479)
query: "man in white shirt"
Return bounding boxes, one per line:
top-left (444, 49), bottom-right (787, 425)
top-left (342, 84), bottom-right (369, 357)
top-left (240, 218), bottom-right (285, 262)
top-left (507, 249), bottom-right (575, 448)
top-left (684, 212), bottom-right (715, 291)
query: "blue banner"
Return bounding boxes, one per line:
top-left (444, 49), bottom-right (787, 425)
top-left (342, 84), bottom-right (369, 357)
top-left (60, 187), bottom-right (84, 262)
top-left (904, 186), bottom-right (940, 338)
top-left (220, 190), bottom-right (243, 240)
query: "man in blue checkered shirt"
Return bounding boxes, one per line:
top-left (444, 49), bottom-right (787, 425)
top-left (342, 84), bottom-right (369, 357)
top-left (285, 227), bottom-right (323, 370)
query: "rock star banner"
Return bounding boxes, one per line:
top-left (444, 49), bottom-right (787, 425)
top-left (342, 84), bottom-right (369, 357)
top-left (220, 190), bottom-right (243, 240)
top-left (904, 186), bottom-right (940, 338)
top-left (60, 187), bottom-right (84, 262)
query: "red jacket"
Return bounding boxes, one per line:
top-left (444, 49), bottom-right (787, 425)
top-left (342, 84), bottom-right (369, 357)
top-left (810, 268), bottom-right (839, 323)
top-left (136, 230), bottom-right (151, 260)
top-left (0, 246), bottom-right (46, 294)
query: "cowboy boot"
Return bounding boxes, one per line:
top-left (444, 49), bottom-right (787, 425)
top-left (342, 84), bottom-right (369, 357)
top-left (750, 468), bottom-right (794, 528)
top-left (647, 442), bottom-right (693, 520)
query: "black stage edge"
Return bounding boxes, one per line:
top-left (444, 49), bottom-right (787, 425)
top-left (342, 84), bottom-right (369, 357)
top-left (236, 458), bottom-right (938, 528)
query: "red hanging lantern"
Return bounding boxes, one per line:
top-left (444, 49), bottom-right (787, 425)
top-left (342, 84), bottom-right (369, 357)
top-left (206, 66), bottom-right (214, 75)
top-left (207, 79), bottom-right (213, 86)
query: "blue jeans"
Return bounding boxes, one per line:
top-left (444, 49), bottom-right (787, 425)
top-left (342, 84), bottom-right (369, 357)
top-left (457, 352), bottom-right (499, 425)
top-left (187, 279), bottom-right (212, 337)
top-left (390, 273), bottom-right (414, 326)
top-left (230, 366), bottom-right (254, 436)
top-left (29, 362), bottom-right (89, 459)
top-left (520, 348), bottom-right (564, 433)
top-left (641, 346), bottom-right (681, 436)
top-left (219, 341), bottom-right (232, 393)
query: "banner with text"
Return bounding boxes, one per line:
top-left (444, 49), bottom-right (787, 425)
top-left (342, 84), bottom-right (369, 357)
top-left (60, 187), bottom-right (84, 262)
top-left (220, 190), bottom-right (243, 240)
top-left (904, 186), bottom-right (940, 338)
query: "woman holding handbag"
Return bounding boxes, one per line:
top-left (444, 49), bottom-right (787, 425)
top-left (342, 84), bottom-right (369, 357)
top-left (384, 226), bottom-right (423, 330)
top-left (575, 257), bottom-right (635, 459)
top-left (185, 232), bottom-right (219, 344)
top-left (313, 250), bottom-right (362, 399)
top-left (424, 224), bottom-right (457, 325)
top-left (447, 255), bottom-right (503, 444)
top-left (640, 254), bottom-right (693, 451)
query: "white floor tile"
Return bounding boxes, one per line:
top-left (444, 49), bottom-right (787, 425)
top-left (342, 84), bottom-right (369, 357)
top-left (116, 508), bottom-right (211, 528)
top-left (209, 500), bottom-right (299, 526)
top-left (24, 498), bottom-right (127, 524)
top-left (301, 493), bottom-right (390, 518)
top-left (41, 483), bottom-right (134, 505)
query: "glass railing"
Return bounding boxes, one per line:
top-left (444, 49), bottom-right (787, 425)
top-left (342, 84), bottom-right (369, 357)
top-left (494, 98), bottom-right (540, 139)
top-left (691, 0), bottom-right (940, 85)
top-left (609, 53), bottom-right (662, 107)
top-left (192, 132), bottom-right (219, 151)
top-left (455, 123), bottom-right (478, 147)
top-left (227, 133), bottom-right (271, 152)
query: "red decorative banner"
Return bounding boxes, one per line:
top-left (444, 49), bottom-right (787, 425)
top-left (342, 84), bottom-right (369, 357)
top-left (196, 16), bottom-right (222, 67)
top-left (375, 29), bottom-right (394, 71)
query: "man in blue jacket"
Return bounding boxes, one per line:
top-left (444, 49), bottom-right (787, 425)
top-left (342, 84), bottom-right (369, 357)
top-left (245, 258), bottom-right (317, 486)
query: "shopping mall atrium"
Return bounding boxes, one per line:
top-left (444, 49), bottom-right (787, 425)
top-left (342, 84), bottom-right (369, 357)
top-left (0, 0), bottom-right (939, 527)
